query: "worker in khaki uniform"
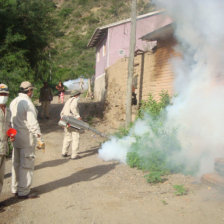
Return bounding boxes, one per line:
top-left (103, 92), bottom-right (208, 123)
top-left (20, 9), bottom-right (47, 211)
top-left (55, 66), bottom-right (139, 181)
top-left (0, 84), bottom-right (13, 195)
top-left (0, 84), bottom-right (14, 212)
top-left (10, 81), bottom-right (45, 199)
top-left (60, 90), bottom-right (81, 159)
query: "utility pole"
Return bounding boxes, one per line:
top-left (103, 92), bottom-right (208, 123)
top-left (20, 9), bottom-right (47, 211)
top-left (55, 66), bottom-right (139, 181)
top-left (126, 0), bottom-right (137, 127)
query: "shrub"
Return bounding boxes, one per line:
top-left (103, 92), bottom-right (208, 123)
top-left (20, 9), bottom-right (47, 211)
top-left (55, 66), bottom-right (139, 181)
top-left (125, 91), bottom-right (198, 183)
top-left (137, 90), bottom-right (170, 119)
top-left (127, 151), bottom-right (142, 169)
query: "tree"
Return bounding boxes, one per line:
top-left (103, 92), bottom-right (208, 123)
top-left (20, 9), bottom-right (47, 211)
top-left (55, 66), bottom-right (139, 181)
top-left (0, 0), bottom-right (56, 97)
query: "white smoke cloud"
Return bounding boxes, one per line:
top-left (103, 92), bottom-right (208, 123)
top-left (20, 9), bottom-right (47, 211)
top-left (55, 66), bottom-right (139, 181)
top-left (99, 0), bottom-right (224, 176)
top-left (98, 136), bottom-right (136, 163)
top-left (154, 0), bottom-right (224, 175)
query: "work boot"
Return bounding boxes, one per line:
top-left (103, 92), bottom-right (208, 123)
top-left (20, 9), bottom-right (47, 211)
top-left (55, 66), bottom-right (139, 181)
top-left (71, 155), bottom-right (81, 160)
top-left (62, 153), bottom-right (69, 158)
top-left (18, 192), bottom-right (39, 199)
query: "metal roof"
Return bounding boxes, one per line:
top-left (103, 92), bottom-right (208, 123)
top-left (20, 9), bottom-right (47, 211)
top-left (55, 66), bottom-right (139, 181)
top-left (87, 10), bottom-right (164, 48)
top-left (141, 23), bottom-right (174, 41)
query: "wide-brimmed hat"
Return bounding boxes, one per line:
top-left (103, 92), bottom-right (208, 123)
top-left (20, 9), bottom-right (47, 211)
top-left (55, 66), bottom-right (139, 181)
top-left (0, 83), bottom-right (9, 94)
top-left (71, 90), bottom-right (81, 97)
top-left (20, 81), bottom-right (35, 90)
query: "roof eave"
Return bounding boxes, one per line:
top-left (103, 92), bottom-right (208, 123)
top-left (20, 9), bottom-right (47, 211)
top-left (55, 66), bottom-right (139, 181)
top-left (141, 23), bottom-right (174, 41)
top-left (87, 10), bottom-right (165, 48)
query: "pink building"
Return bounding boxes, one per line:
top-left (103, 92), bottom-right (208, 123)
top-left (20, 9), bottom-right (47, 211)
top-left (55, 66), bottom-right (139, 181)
top-left (88, 11), bottom-right (172, 101)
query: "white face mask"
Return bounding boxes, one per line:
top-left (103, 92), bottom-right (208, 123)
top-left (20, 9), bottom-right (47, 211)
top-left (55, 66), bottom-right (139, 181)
top-left (76, 96), bottom-right (80, 101)
top-left (0, 96), bottom-right (8, 104)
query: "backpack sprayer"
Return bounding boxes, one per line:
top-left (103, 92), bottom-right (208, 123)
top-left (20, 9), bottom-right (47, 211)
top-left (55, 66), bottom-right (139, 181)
top-left (58, 116), bottom-right (108, 138)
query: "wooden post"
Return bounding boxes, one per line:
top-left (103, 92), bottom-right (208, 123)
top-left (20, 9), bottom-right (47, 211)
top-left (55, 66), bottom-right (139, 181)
top-left (125, 0), bottom-right (137, 127)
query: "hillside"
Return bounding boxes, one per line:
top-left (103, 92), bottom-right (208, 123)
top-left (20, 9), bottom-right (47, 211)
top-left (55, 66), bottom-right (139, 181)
top-left (51, 0), bottom-right (155, 81)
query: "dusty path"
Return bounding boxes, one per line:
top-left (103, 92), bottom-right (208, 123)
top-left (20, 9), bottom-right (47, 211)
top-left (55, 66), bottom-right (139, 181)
top-left (1, 95), bottom-right (224, 224)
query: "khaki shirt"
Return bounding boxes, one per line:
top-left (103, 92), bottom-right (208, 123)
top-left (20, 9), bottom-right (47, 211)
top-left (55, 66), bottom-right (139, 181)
top-left (0, 107), bottom-right (10, 155)
top-left (60, 97), bottom-right (80, 119)
top-left (10, 93), bottom-right (41, 149)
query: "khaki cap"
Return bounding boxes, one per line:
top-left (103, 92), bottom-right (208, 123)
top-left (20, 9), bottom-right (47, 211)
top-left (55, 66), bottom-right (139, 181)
top-left (71, 90), bottom-right (81, 96)
top-left (0, 83), bottom-right (9, 94)
top-left (20, 81), bottom-right (35, 90)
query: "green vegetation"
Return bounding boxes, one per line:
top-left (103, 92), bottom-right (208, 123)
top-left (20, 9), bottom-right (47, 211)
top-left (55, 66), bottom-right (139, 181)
top-left (0, 0), bottom-right (155, 98)
top-left (173, 185), bottom-right (188, 196)
top-left (124, 91), bottom-right (199, 183)
top-left (161, 200), bottom-right (168, 205)
top-left (114, 123), bottom-right (133, 139)
top-left (144, 171), bottom-right (167, 183)
top-left (6, 140), bottom-right (13, 157)
top-left (137, 90), bottom-right (170, 119)
top-left (51, 0), bottom-right (155, 81)
top-left (0, 0), bottom-right (56, 98)
top-left (85, 116), bottom-right (93, 123)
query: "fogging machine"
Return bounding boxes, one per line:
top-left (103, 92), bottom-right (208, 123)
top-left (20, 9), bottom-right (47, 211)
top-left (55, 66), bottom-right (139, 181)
top-left (58, 115), bottom-right (108, 138)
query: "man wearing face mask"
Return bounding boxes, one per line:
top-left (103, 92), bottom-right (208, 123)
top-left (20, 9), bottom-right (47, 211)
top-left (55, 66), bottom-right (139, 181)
top-left (60, 90), bottom-right (81, 160)
top-left (0, 84), bottom-right (13, 201)
top-left (10, 81), bottom-right (45, 199)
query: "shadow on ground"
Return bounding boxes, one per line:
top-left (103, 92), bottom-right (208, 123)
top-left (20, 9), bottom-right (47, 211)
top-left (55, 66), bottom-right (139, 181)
top-left (4, 146), bottom-right (100, 179)
top-left (33, 163), bottom-right (117, 195)
top-left (1, 163), bottom-right (117, 208)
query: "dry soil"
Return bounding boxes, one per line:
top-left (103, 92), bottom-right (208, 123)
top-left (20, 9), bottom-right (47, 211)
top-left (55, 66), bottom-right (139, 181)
top-left (1, 95), bottom-right (224, 224)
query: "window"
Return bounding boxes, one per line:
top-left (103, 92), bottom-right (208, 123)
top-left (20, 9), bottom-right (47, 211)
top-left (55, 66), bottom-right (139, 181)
top-left (97, 52), bottom-right (100, 62)
top-left (103, 44), bottom-right (106, 57)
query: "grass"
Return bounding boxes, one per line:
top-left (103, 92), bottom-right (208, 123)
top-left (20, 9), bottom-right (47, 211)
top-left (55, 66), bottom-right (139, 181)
top-left (173, 185), bottom-right (188, 196)
top-left (161, 200), bottom-right (168, 205)
top-left (145, 171), bottom-right (167, 184)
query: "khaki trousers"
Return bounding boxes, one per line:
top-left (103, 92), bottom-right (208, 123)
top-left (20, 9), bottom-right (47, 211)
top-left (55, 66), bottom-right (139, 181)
top-left (11, 147), bottom-right (35, 196)
top-left (0, 155), bottom-right (6, 194)
top-left (40, 101), bottom-right (50, 118)
top-left (62, 128), bottom-right (79, 158)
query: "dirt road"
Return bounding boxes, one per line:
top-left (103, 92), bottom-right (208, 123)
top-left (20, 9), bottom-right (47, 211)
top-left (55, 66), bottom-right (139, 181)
top-left (1, 96), bottom-right (224, 224)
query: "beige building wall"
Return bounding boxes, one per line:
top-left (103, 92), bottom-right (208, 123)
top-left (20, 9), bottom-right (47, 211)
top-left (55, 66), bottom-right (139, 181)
top-left (137, 38), bottom-right (178, 102)
top-left (104, 57), bottom-right (129, 127)
top-left (94, 73), bottom-right (106, 101)
top-left (103, 37), bottom-right (179, 128)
